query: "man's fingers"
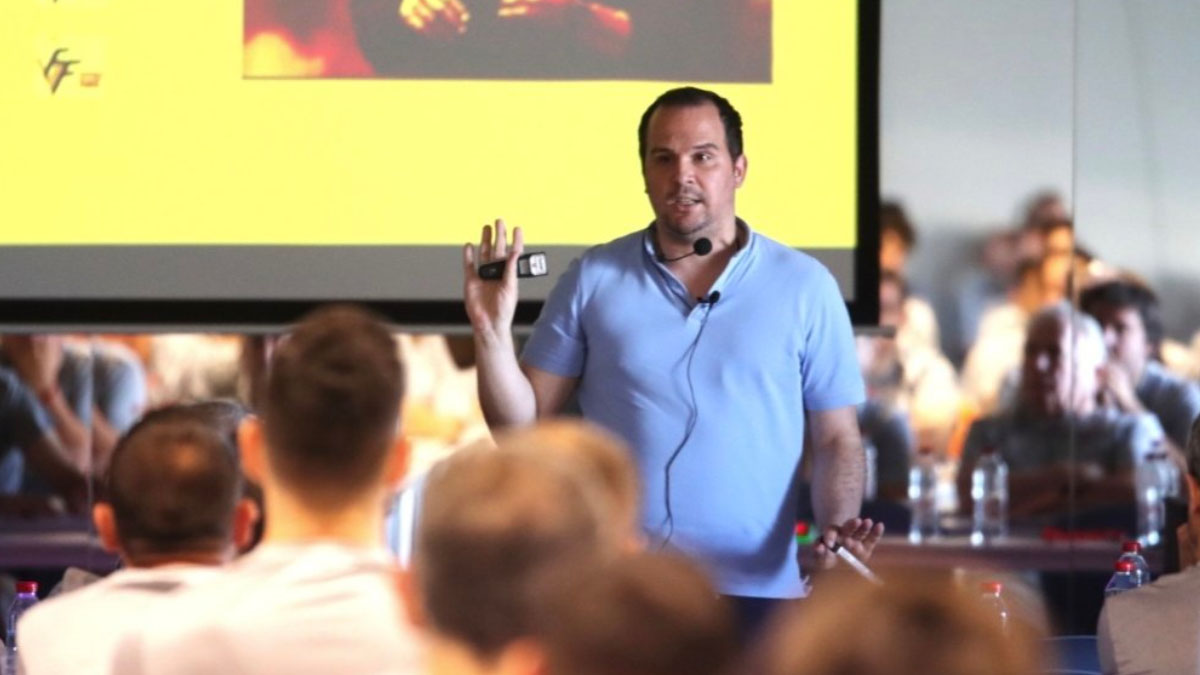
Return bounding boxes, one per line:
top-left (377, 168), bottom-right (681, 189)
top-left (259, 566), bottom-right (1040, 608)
top-left (494, 219), bottom-right (508, 259)
top-left (502, 231), bottom-right (524, 287)
top-left (480, 224), bottom-right (493, 261)
top-left (463, 243), bottom-right (476, 275)
top-left (512, 226), bottom-right (525, 255)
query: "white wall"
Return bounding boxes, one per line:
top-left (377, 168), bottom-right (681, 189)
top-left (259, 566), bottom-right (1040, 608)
top-left (881, 0), bottom-right (1200, 347)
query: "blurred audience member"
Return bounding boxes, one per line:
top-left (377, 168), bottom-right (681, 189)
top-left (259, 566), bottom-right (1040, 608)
top-left (0, 366), bottom-right (87, 516)
top-left (880, 201), bottom-right (938, 352)
top-left (962, 259), bottom-right (1048, 414)
top-left (859, 271), bottom-right (960, 452)
top-left (1, 336), bottom-right (147, 475)
top-left (950, 228), bottom-right (1021, 363)
top-left (113, 305), bottom-right (422, 674)
top-left (407, 443), bottom-right (610, 675)
top-left (16, 406), bottom-right (257, 675)
top-left (1081, 278), bottom-right (1200, 454)
top-left (1099, 414), bottom-right (1200, 674)
top-left (857, 399), bottom-right (913, 502)
top-left (534, 553), bottom-right (737, 675)
top-left (958, 303), bottom-right (1163, 518)
top-left (750, 569), bottom-right (1044, 675)
top-left (496, 419), bottom-right (643, 551)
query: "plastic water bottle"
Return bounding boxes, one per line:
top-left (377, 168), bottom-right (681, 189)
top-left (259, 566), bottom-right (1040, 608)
top-left (5, 581), bottom-right (38, 673)
top-left (863, 439), bottom-right (878, 502)
top-left (1136, 453), bottom-right (1168, 547)
top-left (1105, 560), bottom-right (1140, 597)
top-left (979, 581), bottom-right (1009, 634)
top-left (970, 448), bottom-right (1008, 546)
top-left (908, 448), bottom-right (939, 543)
top-left (1118, 541), bottom-right (1151, 587)
top-left (1149, 440), bottom-right (1180, 500)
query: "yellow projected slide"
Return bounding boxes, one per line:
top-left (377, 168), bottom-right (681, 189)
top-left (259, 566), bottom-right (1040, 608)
top-left (0, 0), bottom-right (856, 247)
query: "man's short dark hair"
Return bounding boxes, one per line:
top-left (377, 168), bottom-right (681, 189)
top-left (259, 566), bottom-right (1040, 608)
top-left (881, 201), bottom-right (917, 249)
top-left (1079, 278), bottom-right (1165, 351)
top-left (103, 410), bottom-right (242, 557)
top-left (415, 446), bottom-right (608, 659)
top-left (262, 305), bottom-right (404, 507)
top-left (535, 553), bottom-right (737, 675)
top-left (637, 87), bottom-right (744, 163)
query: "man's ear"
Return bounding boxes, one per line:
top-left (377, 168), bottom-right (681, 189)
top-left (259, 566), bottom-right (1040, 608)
top-left (496, 638), bottom-right (549, 675)
top-left (383, 435), bottom-right (411, 490)
top-left (395, 567), bottom-right (425, 629)
top-left (733, 153), bottom-right (748, 187)
top-left (231, 497), bottom-right (261, 554)
top-left (238, 417), bottom-right (267, 485)
top-left (93, 503), bottom-right (120, 554)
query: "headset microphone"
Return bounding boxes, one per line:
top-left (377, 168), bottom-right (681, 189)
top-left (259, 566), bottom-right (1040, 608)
top-left (659, 237), bottom-right (713, 263)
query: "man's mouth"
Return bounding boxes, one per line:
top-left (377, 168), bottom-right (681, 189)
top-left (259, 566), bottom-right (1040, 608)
top-left (668, 195), bottom-right (702, 206)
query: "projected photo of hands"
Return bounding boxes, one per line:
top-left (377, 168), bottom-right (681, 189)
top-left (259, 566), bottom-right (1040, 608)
top-left (244, 0), bottom-right (772, 81)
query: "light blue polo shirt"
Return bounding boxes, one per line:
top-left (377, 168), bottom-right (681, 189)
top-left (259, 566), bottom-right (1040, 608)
top-left (522, 222), bottom-right (864, 597)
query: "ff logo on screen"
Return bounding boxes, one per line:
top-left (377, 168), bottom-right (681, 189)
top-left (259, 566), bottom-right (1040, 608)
top-left (41, 48), bottom-right (101, 94)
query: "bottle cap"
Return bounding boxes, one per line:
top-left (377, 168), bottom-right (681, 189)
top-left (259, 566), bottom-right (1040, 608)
top-left (980, 581), bottom-right (1003, 594)
top-left (1115, 560), bottom-right (1136, 572)
top-left (1122, 541), bottom-right (1142, 554)
top-left (16, 581), bottom-right (38, 594)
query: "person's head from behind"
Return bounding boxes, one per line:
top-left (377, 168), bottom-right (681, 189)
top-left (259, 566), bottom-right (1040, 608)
top-left (410, 446), bottom-right (610, 675)
top-left (95, 407), bottom-right (255, 567)
top-left (638, 87), bottom-right (747, 242)
top-left (752, 569), bottom-right (1042, 675)
top-left (1019, 302), bottom-right (1106, 418)
top-left (496, 419), bottom-right (642, 551)
top-left (239, 304), bottom-right (407, 516)
top-left (152, 399), bottom-right (266, 553)
top-left (535, 552), bottom-right (736, 675)
top-left (880, 201), bottom-right (917, 274)
top-left (1080, 278), bottom-right (1164, 382)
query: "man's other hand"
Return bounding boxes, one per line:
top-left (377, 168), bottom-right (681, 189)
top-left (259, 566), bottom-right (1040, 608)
top-left (813, 517), bottom-right (885, 570)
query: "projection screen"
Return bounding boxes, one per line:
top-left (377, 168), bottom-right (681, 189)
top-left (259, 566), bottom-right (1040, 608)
top-left (0, 0), bottom-right (879, 329)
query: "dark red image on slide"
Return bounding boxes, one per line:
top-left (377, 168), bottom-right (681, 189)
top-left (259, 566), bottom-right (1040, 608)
top-left (244, 0), bottom-right (772, 82)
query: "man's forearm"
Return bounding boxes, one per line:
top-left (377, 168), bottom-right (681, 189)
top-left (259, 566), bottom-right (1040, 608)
top-left (475, 333), bottom-right (537, 430)
top-left (810, 436), bottom-right (865, 532)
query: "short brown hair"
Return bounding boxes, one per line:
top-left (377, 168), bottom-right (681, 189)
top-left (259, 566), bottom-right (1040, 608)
top-left (753, 569), bottom-right (1044, 675)
top-left (415, 445), bottom-right (609, 658)
top-left (262, 305), bottom-right (404, 507)
top-left (536, 553), bottom-right (736, 675)
top-left (496, 420), bottom-right (640, 545)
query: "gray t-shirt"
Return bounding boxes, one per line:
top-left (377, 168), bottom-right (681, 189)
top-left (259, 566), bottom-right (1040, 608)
top-left (1137, 360), bottom-right (1200, 450)
top-left (1098, 563), bottom-right (1200, 674)
top-left (960, 407), bottom-right (1164, 479)
top-left (112, 543), bottom-right (424, 674)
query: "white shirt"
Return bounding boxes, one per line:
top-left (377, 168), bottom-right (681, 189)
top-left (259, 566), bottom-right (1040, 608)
top-left (111, 543), bottom-right (425, 675)
top-left (17, 564), bottom-right (219, 675)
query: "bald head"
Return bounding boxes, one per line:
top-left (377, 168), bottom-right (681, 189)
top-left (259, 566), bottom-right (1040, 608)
top-left (104, 412), bottom-right (242, 559)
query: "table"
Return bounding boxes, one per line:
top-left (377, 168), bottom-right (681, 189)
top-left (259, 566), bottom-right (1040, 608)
top-left (0, 517), bottom-right (119, 571)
